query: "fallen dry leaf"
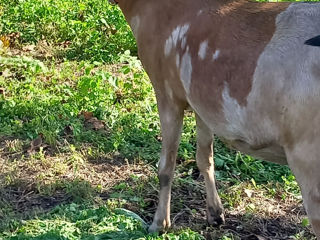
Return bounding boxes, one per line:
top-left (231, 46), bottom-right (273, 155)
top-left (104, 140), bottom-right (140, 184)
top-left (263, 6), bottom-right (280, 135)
top-left (81, 111), bottom-right (94, 120)
top-left (2, 69), bottom-right (12, 78)
top-left (0, 35), bottom-right (10, 48)
top-left (244, 189), bottom-right (254, 198)
top-left (28, 133), bottom-right (43, 153)
top-left (85, 117), bottom-right (105, 130)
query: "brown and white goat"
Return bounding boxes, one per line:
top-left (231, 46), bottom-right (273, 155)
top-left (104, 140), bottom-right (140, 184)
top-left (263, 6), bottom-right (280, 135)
top-left (110, 0), bottom-right (320, 238)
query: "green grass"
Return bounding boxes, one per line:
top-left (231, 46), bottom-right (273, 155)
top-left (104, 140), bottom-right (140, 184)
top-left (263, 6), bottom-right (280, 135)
top-left (0, 0), bottom-right (136, 62)
top-left (0, 0), bottom-right (315, 239)
top-left (0, 53), bottom-right (161, 161)
top-left (1, 203), bottom-right (204, 240)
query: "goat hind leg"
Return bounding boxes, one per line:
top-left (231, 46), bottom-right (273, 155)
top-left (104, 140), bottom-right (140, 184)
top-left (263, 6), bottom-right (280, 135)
top-left (285, 142), bottom-right (320, 239)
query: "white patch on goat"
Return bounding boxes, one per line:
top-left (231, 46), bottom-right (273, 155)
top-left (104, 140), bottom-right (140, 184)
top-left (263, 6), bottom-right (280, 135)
top-left (222, 81), bottom-right (275, 143)
top-left (130, 16), bottom-right (140, 39)
top-left (181, 37), bottom-right (187, 49)
top-left (213, 49), bottom-right (220, 61)
top-left (197, 10), bottom-right (203, 16)
top-left (171, 27), bottom-right (180, 46)
top-left (180, 46), bottom-right (192, 94)
top-left (198, 40), bottom-right (208, 60)
top-left (164, 24), bottom-right (190, 57)
top-left (222, 84), bottom-right (247, 138)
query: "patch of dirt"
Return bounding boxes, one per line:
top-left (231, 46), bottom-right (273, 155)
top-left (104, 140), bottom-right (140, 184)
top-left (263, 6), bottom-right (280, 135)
top-left (135, 173), bottom-right (315, 239)
top-left (0, 137), bottom-right (153, 223)
top-left (0, 187), bottom-right (68, 214)
top-left (0, 137), bottom-right (315, 239)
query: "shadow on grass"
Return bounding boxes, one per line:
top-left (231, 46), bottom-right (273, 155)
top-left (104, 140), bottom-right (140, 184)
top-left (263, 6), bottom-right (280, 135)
top-left (0, 163), bottom-right (316, 239)
top-left (0, 178), bottom-right (96, 230)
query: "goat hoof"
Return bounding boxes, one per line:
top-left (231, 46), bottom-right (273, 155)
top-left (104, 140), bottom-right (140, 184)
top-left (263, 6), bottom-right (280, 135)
top-left (148, 219), bottom-right (170, 233)
top-left (208, 214), bottom-right (225, 227)
top-left (207, 207), bottom-right (225, 226)
top-left (148, 223), bottom-right (162, 233)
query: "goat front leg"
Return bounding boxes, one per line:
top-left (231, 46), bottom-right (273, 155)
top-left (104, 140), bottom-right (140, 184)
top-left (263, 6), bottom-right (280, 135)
top-left (149, 101), bottom-right (184, 233)
top-left (196, 114), bottom-right (225, 226)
